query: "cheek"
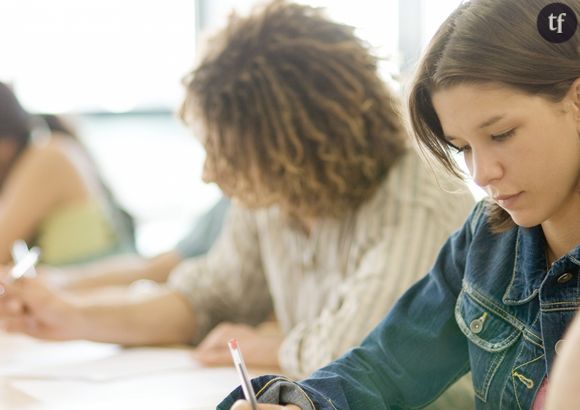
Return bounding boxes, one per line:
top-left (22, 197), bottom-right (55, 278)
top-left (461, 152), bottom-right (474, 177)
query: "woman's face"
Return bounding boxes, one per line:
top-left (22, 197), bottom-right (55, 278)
top-left (432, 82), bottom-right (580, 228)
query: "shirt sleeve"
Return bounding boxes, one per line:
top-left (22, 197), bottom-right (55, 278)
top-left (174, 197), bottom-right (230, 259)
top-left (278, 187), bottom-right (475, 378)
top-left (167, 203), bottom-right (273, 344)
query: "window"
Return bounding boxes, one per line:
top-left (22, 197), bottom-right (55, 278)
top-left (0, 0), bottom-right (197, 112)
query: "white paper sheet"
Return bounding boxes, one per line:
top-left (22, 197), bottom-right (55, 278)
top-left (0, 333), bottom-right (120, 376)
top-left (5, 347), bottom-right (198, 382)
top-left (9, 367), bottom-right (241, 410)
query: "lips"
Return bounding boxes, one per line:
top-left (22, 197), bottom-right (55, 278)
top-left (493, 192), bottom-right (523, 209)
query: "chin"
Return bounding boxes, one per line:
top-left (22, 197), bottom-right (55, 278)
top-left (507, 211), bottom-right (542, 228)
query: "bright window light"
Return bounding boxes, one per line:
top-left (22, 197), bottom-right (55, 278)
top-left (0, 0), bottom-right (197, 113)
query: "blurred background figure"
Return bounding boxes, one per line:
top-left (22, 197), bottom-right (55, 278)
top-left (0, 82), bottom-right (134, 265)
top-left (48, 196), bottom-right (229, 292)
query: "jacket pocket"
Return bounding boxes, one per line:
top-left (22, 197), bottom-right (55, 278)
top-left (455, 289), bottom-right (521, 403)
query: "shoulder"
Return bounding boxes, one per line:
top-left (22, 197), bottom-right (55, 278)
top-left (9, 135), bottom-right (95, 202)
top-left (20, 135), bottom-right (84, 176)
top-left (360, 149), bottom-right (475, 221)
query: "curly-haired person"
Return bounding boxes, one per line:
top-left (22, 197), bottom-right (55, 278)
top-left (0, 2), bottom-right (474, 407)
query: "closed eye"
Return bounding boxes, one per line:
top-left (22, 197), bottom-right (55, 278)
top-left (492, 128), bottom-right (516, 141)
top-left (448, 142), bottom-right (471, 154)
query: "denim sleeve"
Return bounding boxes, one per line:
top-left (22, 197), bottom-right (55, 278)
top-left (218, 202), bottom-right (486, 410)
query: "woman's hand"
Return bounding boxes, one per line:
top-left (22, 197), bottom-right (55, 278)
top-left (0, 271), bottom-right (84, 340)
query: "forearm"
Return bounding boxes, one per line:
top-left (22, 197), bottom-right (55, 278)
top-left (55, 251), bottom-right (182, 290)
top-left (75, 287), bottom-right (197, 345)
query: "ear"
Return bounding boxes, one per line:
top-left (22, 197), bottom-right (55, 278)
top-left (568, 77), bottom-right (580, 119)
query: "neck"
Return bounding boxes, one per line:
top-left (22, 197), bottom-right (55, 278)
top-left (541, 196), bottom-right (580, 262)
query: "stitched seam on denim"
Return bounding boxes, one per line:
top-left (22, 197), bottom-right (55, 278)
top-left (480, 348), bottom-right (507, 403)
top-left (511, 351), bottom-right (545, 407)
top-left (255, 377), bottom-right (317, 410)
top-left (540, 300), bottom-right (580, 306)
top-left (408, 361), bottom-right (471, 409)
top-left (499, 370), bottom-right (509, 409)
top-left (456, 292), bottom-right (525, 352)
top-left (455, 294), bottom-right (505, 401)
top-left (523, 329), bottom-right (542, 346)
top-left (513, 353), bottom-right (544, 372)
top-left (524, 309), bottom-right (544, 348)
top-left (522, 332), bottom-right (543, 349)
top-left (503, 229), bottom-right (522, 303)
top-left (456, 296), bottom-right (521, 351)
top-left (469, 287), bottom-right (544, 346)
top-left (465, 285), bottom-right (526, 331)
top-left (325, 399), bottom-right (338, 410)
top-left (503, 289), bottom-right (539, 305)
top-left (569, 255), bottom-right (579, 265)
top-left (474, 288), bottom-right (544, 347)
top-left (512, 374), bottom-right (524, 410)
top-left (255, 377), bottom-right (287, 398)
top-left (542, 306), bottom-right (579, 312)
top-left (529, 308), bottom-right (541, 329)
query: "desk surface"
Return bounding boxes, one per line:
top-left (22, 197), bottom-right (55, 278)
top-left (0, 332), bottom-right (254, 410)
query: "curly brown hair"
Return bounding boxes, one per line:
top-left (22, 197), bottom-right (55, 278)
top-left (180, 0), bottom-right (407, 218)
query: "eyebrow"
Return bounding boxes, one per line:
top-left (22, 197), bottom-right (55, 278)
top-left (478, 114), bottom-right (505, 129)
top-left (443, 114), bottom-right (506, 142)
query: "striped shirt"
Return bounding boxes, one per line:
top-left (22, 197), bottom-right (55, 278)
top-left (168, 149), bottom-right (475, 378)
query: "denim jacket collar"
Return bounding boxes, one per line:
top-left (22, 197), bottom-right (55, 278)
top-left (503, 226), bottom-right (548, 305)
top-left (503, 225), bottom-right (580, 305)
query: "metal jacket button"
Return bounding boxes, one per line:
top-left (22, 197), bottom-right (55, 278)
top-left (557, 272), bottom-right (573, 284)
top-left (470, 312), bottom-right (488, 334)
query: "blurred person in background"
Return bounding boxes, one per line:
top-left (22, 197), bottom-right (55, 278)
top-left (0, 82), bottom-right (134, 266)
top-left (46, 196), bottom-right (229, 292)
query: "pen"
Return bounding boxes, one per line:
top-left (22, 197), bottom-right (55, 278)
top-left (11, 239), bottom-right (29, 262)
top-left (228, 339), bottom-right (258, 410)
top-left (9, 245), bottom-right (40, 283)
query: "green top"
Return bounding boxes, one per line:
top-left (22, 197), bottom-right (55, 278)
top-left (35, 200), bottom-right (132, 266)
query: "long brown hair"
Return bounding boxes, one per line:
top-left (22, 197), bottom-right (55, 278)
top-left (408, 0), bottom-right (580, 232)
top-left (0, 82), bottom-right (31, 147)
top-left (181, 0), bottom-right (407, 218)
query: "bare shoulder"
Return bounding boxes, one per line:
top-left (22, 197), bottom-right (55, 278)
top-left (26, 134), bottom-right (85, 168)
top-left (10, 134), bottom-right (95, 200)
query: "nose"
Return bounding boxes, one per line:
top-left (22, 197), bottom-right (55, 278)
top-left (468, 147), bottom-right (503, 188)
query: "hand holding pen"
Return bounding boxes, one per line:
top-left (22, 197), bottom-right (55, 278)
top-left (0, 241), bottom-right (81, 340)
top-left (228, 339), bottom-right (259, 409)
top-left (228, 339), bottom-right (301, 410)
top-left (8, 240), bottom-right (40, 283)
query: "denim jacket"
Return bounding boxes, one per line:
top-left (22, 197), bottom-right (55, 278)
top-left (219, 201), bottom-right (580, 409)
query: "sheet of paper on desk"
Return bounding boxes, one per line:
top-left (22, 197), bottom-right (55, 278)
top-left (5, 347), bottom-right (198, 382)
top-left (0, 333), bottom-right (120, 376)
top-left (9, 367), bottom-right (241, 410)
